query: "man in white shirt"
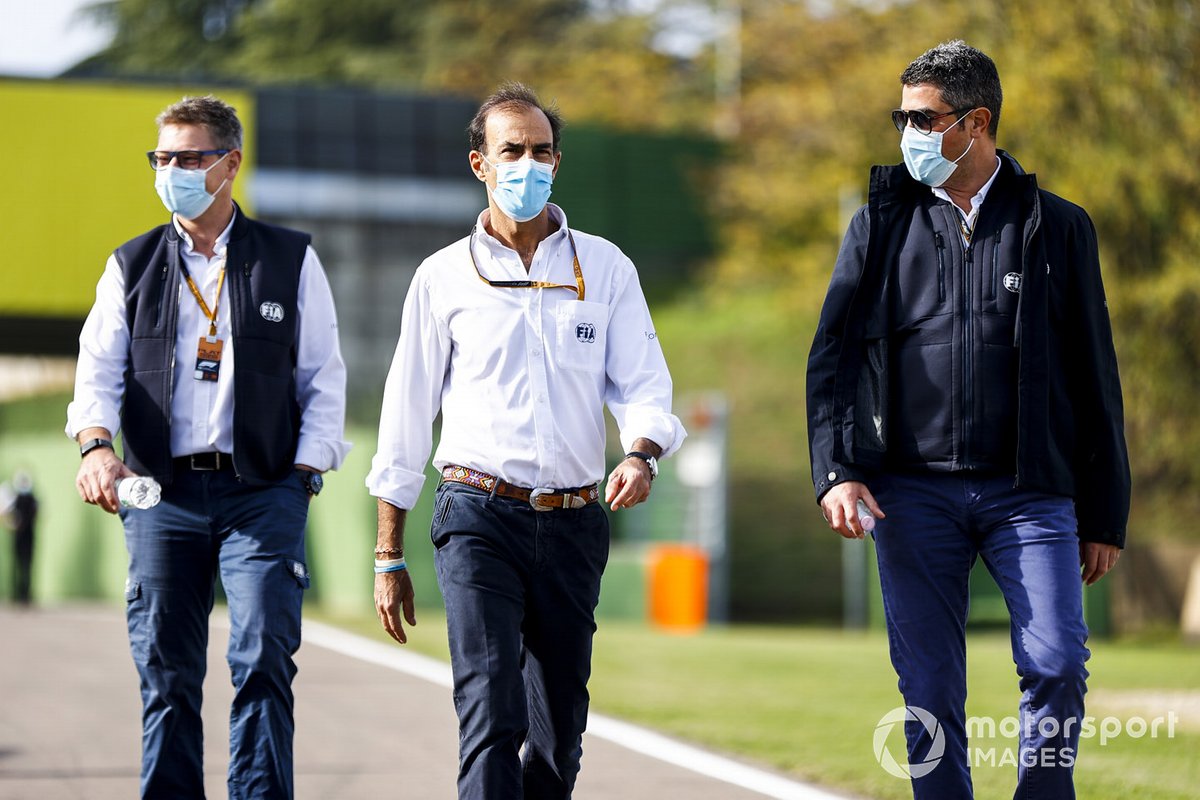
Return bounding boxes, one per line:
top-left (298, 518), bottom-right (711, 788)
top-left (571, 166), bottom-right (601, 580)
top-left (368, 83), bottom-right (685, 799)
top-left (68, 95), bottom-right (350, 800)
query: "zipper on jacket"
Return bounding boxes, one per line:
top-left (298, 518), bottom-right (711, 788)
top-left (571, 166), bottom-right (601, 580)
top-left (935, 232), bottom-right (946, 303)
top-left (962, 244), bottom-right (974, 467)
top-left (1013, 188), bottom-right (1042, 488)
top-left (990, 229), bottom-right (1002, 301)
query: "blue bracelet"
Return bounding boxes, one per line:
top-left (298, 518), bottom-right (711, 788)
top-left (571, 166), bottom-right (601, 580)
top-left (374, 562), bottom-right (407, 574)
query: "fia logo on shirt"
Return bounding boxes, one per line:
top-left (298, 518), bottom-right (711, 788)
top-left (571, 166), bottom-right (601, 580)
top-left (575, 323), bottom-right (596, 344)
top-left (259, 302), bottom-right (286, 323)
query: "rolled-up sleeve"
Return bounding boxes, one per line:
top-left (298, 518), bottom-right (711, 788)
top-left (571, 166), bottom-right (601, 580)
top-left (294, 246), bottom-right (352, 471)
top-left (66, 255), bottom-right (129, 440)
top-left (366, 267), bottom-right (452, 509)
top-left (603, 260), bottom-right (686, 458)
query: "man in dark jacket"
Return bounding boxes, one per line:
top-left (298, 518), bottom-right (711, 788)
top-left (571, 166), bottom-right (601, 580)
top-left (807, 41), bottom-right (1129, 799)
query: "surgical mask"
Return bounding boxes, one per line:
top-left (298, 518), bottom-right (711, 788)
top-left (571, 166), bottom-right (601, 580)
top-left (483, 155), bottom-right (554, 223)
top-left (154, 152), bottom-right (229, 219)
top-left (900, 115), bottom-right (974, 187)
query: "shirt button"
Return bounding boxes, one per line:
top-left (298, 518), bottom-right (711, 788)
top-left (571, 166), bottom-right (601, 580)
top-left (532, 350), bottom-right (541, 357)
top-left (827, 471), bottom-right (838, 481)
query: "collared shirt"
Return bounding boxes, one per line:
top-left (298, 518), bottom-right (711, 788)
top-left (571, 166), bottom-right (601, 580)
top-left (67, 213), bottom-right (351, 471)
top-left (933, 156), bottom-right (1002, 245)
top-left (367, 204), bottom-right (685, 510)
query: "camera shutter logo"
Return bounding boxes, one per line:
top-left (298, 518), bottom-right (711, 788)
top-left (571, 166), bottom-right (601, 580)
top-left (576, 322), bottom-right (596, 343)
top-left (259, 302), bottom-right (285, 323)
top-left (873, 705), bottom-right (946, 779)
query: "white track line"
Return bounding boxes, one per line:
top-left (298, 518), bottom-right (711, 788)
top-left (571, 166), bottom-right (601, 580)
top-left (302, 620), bottom-right (853, 800)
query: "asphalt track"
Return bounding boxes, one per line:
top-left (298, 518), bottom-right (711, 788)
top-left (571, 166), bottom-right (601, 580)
top-left (0, 606), bottom-right (859, 799)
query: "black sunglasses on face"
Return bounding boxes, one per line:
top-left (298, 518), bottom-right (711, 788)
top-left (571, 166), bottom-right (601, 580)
top-left (146, 149), bottom-right (230, 170)
top-left (891, 107), bottom-right (974, 135)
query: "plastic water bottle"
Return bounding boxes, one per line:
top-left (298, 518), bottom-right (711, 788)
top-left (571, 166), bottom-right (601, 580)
top-left (118, 477), bottom-right (162, 510)
top-left (856, 499), bottom-right (876, 532)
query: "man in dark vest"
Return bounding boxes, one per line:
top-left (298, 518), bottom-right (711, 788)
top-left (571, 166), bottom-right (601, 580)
top-left (67, 95), bottom-right (350, 799)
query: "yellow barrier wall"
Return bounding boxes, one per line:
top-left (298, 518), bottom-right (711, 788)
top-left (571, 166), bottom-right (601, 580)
top-left (0, 79), bottom-right (254, 316)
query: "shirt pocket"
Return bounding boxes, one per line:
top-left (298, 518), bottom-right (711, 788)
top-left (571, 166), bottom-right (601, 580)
top-left (555, 300), bottom-right (607, 373)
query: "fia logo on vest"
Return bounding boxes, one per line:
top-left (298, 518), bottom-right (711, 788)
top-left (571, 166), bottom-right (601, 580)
top-left (1003, 273), bottom-right (1022, 294)
top-left (259, 302), bottom-right (286, 323)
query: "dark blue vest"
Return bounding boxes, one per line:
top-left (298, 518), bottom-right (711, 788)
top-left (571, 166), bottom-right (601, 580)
top-left (115, 208), bottom-right (311, 486)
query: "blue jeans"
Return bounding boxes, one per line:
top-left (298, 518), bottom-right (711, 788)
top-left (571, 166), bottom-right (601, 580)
top-left (431, 481), bottom-right (610, 800)
top-left (121, 466), bottom-right (311, 800)
top-left (871, 472), bottom-right (1089, 800)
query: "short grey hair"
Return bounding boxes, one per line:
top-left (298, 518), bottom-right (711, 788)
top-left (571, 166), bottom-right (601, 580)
top-left (156, 95), bottom-right (243, 150)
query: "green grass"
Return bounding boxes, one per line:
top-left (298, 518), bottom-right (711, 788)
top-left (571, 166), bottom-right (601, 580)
top-left (319, 610), bottom-right (1200, 800)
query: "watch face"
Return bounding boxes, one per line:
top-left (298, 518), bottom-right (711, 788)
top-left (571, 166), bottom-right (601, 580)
top-left (306, 472), bottom-right (323, 495)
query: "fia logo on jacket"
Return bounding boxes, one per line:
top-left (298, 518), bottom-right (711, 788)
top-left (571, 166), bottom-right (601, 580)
top-left (1003, 273), bottom-right (1022, 294)
top-left (259, 302), bottom-right (286, 323)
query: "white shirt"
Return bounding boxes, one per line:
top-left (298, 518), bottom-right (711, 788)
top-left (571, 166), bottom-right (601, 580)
top-left (367, 204), bottom-right (685, 510)
top-left (67, 213), bottom-right (351, 472)
top-left (933, 156), bottom-right (1002, 245)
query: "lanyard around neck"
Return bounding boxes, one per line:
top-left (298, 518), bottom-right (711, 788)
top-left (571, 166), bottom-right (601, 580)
top-left (468, 226), bottom-right (585, 301)
top-left (181, 257), bottom-right (227, 338)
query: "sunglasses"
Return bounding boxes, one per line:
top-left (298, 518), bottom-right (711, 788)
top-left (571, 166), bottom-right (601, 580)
top-left (891, 107), bottom-right (974, 135)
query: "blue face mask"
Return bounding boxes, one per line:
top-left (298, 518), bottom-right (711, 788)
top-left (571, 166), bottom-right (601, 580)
top-left (154, 152), bottom-right (229, 219)
top-left (900, 112), bottom-right (974, 187)
top-left (483, 155), bottom-right (555, 223)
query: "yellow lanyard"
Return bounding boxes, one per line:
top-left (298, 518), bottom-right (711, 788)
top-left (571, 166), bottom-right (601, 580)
top-left (182, 260), bottom-right (226, 339)
top-left (468, 226), bottom-right (585, 301)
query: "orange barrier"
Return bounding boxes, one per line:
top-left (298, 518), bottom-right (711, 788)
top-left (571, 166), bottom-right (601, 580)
top-left (647, 544), bottom-right (709, 632)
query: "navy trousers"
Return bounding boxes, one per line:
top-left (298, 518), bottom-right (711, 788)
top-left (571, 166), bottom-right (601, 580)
top-left (431, 481), bottom-right (610, 800)
top-left (121, 466), bottom-right (311, 800)
top-left (871, 471), bottom-right (1090, 800)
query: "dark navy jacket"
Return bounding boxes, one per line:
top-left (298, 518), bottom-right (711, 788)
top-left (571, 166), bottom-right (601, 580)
top-left (116, 207), bottom-right (310, 486)
top-left (806, 152), bottom-right (1131, 546)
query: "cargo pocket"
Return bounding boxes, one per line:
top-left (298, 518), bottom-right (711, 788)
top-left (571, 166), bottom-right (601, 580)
top-left (124, 578), bottom-right (149, 663)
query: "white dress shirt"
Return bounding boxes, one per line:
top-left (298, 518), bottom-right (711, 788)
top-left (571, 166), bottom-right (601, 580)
top-left (933, 156), bottom-right (1002, 245)
top-left (67, 213), bottom-right (351, 472)
top-left (367, 204), bottom-right (685, 510)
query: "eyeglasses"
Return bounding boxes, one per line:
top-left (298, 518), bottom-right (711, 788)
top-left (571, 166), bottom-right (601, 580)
top-left (468, 226), bottom-right (585, 301)
top-left (146, 149), bottom-right (230, 170)
top-left (891, 107), bottom-right (974, 135)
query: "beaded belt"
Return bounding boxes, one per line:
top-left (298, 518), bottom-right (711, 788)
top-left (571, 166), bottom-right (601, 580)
top-left (440, 465), bottom-right (600, 511)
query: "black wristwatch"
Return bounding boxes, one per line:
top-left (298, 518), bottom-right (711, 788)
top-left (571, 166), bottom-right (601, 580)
top-left (299, 470), bottom-right (323, 496)
top-left (80, 438), bottom-right (114, 459)
top-left (624, 451), bottom-right (659, 481)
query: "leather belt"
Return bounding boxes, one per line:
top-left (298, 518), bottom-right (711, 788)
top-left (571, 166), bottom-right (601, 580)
top-left (173, 452), bottom-right (235, 471)
top-left (441, 465), bottom-right (600, 512)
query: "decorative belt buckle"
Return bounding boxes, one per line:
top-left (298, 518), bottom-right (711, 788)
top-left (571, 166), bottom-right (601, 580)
top-left (529, 488), bottom-right (556, 512)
